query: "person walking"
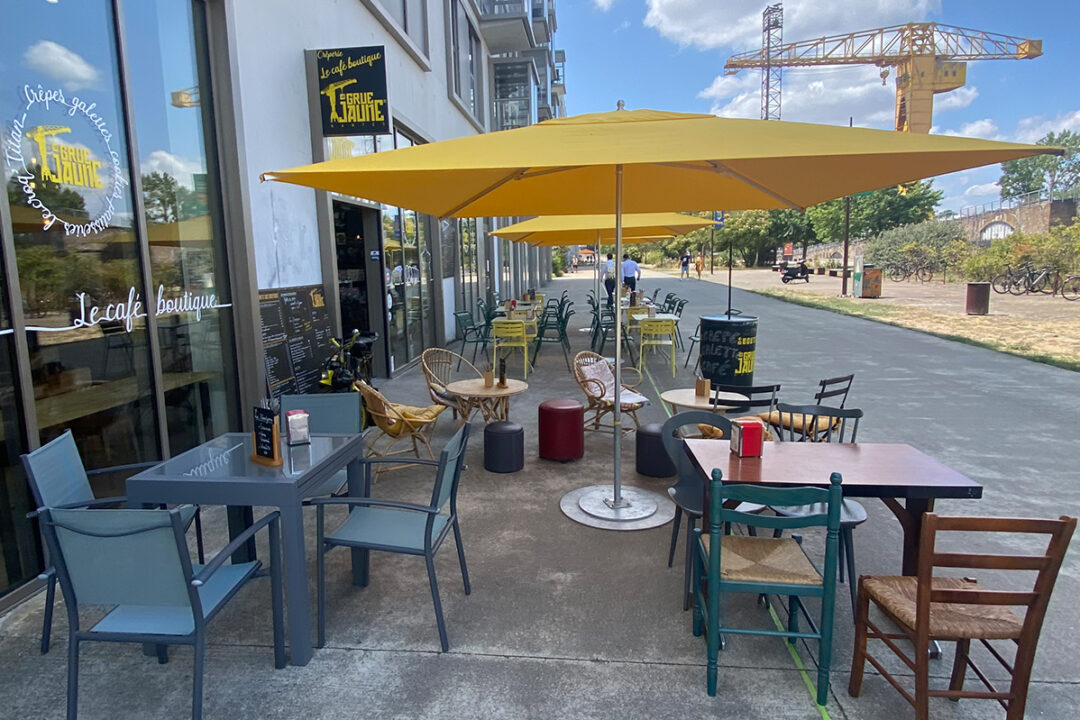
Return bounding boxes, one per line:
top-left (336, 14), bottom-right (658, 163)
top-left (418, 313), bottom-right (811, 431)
top-left (694, 255), bottom-right (704, 280)
top-left (571, 254), bottom-right (579, 273)
top-left (680, 252), bottom-right (691, 279)
top-left (622, 253), bottom-right (641, 292)
top-left (603, 253), bottom-right (617, 308)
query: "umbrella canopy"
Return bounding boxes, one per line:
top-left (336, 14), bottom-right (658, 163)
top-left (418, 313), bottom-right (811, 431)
top-left (263, 109), bottom-right (1059, 218)
top-left (492, 212), bottom-right (713, 246)
top-left (577, 248), bottom-right (595, 254)
top-left (263, 108), bottom-right (1059, 528)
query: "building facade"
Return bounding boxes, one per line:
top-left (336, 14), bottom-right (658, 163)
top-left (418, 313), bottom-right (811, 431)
top-left (0, 0), bottom-right (564, 603)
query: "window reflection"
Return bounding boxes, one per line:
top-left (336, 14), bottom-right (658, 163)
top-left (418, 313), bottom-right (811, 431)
top-left (123, 0), bottom-right (239, 455)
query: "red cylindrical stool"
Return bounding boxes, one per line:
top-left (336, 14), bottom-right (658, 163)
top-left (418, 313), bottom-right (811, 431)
top-left (538, 398), bottom-right (585, 462)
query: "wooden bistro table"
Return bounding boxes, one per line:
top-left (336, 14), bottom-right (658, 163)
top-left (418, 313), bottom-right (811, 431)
top-left (444, 378), bottom-right (528, 422)
top-left (660, 388), bottom-right (748, 414)
top-left (684, 440), bottom-right (983, 576)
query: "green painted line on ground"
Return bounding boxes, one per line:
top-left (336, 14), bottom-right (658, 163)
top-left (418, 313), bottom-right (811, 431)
top-left (767, 604), bottom-right (832, 720)
top-left (643, 362), bottom-right (672, 418)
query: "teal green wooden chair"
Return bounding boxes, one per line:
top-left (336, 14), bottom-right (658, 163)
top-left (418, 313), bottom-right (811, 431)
top-left (532, 308), bottom-right (575, 371)
top-left (693, 469), bottom-right (842, 706)
top-left (36, 506), bottom-right (285, 720)
top-left (21, 430), bottom-right (205, 655)
top-left (311, 423), bottom-right (471, 651)
top-left (281, 393), bottom-right (362, 498)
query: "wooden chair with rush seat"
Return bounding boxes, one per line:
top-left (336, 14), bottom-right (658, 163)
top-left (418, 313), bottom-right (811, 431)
top-left (848, 513), bottom-right (1075, 720)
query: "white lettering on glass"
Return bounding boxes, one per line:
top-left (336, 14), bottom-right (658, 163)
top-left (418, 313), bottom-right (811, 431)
top-left (24, 285), bottom-right (232, 334)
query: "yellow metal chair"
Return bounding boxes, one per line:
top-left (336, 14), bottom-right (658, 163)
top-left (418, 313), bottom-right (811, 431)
top-left (639, 318), bottom-right (676, 377)
top-left (492, 320), bottom-right (529, 379)
top-left (626, 308), bottom-right (650, 342)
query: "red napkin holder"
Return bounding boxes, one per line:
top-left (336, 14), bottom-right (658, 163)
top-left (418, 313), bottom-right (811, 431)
top-left (730, 418), bottom-right (765, 458)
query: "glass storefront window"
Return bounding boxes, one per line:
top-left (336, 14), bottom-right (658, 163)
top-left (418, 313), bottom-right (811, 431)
top-left (123, 0), bottom-right (239, 455)
top-left (2, 0), bottom-right (159, 486)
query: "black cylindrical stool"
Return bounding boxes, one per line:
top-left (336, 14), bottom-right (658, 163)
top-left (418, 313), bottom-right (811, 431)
top-left (484, 421), bottom-right (524, 473)
top-left (636, 422), bottom-right (676, 477)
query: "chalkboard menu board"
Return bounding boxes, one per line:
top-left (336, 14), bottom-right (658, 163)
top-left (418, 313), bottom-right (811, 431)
top-left (260, 285), bottom-right (334, 398)
top-left (251, 406), bottom-right (282, 466)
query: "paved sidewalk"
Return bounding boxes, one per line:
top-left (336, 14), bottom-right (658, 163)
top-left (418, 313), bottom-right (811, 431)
top-left (1, 270), bottom-right (1077, 719)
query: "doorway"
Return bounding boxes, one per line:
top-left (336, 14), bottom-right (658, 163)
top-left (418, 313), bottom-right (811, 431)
top-left (333, 201), bottom-right (388, 377)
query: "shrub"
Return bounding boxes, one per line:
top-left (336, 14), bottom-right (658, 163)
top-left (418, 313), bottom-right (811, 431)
top-left (962, 223), bottom-right (1080, 280)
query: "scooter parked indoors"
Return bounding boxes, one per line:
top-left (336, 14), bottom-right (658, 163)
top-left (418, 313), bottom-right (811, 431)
top-left (781, 261), bottom-right (811, 284)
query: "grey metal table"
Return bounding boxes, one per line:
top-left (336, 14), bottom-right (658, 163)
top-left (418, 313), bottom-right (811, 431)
top-left (126, 432), bottom-right (366, 666)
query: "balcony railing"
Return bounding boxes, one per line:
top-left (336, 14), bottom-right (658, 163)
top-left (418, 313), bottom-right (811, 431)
top-left (481, 0), bottom-right (528, 17)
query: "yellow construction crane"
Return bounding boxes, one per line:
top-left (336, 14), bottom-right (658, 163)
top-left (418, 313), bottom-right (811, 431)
top-left (725, 21), bottom-right (1043, 133)
top-left (171, 86), bottom-right (200, 108)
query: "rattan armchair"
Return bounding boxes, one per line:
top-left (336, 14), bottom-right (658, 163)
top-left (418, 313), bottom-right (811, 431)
top-left (355, 380), bottom-right (445, 471)
top-left (571, 351), bottom-right (647, 434)
top-left (421, 347), bottom-right (482, 421)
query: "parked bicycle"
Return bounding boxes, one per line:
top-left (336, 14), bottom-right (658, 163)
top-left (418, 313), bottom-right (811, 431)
top-left (887, 261), bottom-right (934, 283)
top-left (1017, 264), bottom-right (1057, 296)
top-left (1062, 275), bottom-right (1080, 301)
top-left (991, 263), bottom-right (1032, 295)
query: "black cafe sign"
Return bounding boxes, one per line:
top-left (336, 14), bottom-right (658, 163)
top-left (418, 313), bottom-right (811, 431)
top-left (316, 46), bottom-right (390, 136)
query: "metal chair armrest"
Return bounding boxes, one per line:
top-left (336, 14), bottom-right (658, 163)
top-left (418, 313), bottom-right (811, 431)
top-left (192, 511), bottom-right (280, 586)
top-left (306, 497), bottom-right (437, 514)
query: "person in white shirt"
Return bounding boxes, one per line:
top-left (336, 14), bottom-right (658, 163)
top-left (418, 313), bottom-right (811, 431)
top-left (621, 254), bottom-right (641, 292)
top-left (602, 254), bottom-right (617, 307)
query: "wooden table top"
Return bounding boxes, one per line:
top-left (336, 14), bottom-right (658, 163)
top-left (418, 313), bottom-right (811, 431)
top-left (444, 378), bottom-right (528, 398)
top-left (684, 440), bottom-right (983, 500)
top-left (660, 388), bottom-right (748, 412)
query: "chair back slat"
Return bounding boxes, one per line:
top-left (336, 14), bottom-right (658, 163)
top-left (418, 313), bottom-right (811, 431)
top-left (712, 383), bottom-right (781, 415)
top-left (22, 430), bottom-right (93, 509)
top-left (814, 374), bottom-right (854, 407)
top-left (45, 508), bottom-right (192, 608)
top-left (933, 552), bottom-right (1050, 571)
top-left (774, 403), bottom-right (862, 443)
top-left (930, 588), bottom-right (1039, 606)
top-left (281, 394), bottom-right (361, 435)
top-left (432, 424), bottom-right (470, 510)
top-left (715, 481), bottom-right (831, 511)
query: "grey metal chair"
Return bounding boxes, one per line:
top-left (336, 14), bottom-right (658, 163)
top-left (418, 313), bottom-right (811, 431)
top-left (770, 403), bottom-right (866, 615)
top-left (36, 505), bottom-right (285, 720)
top-left (660, 411), bottom-right (764, 611)
top-left (281, 393), bottom-right (362, 497)
top-left (21, 430), bottom-right (205, 655)
top-left (311, 423), bottom-right (471, 651)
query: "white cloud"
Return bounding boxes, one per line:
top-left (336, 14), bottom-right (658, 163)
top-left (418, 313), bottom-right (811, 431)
top-left (940, 118), bottom-right (1001, 140)
top-left (701, 65), bottom-right (896, 127)
top-left (23, 41), bottom-right (99, 91)
top-left (615, 19), bottom-right (631, 32)
top-left (645, 0), bottom-right (939, 51)
top-left (934, 86), bottom-right (978, 113)
top-left (1014, 108), bottom-right (1080, 143)
top-left (141, 150), bottom-right (204, 187)
top-left (964, 182), bottom-right (999, 197)
top-left (593, 0), bottom-right (614, 10)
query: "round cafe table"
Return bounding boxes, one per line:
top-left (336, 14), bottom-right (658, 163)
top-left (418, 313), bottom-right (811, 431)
top-left (444, 378), bottom-right (528, 422)
top-left (660, 387), bottom-right (748, 414)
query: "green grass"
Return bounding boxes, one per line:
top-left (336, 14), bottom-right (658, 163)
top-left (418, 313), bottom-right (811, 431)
top-left (750, 288), bottom-right (1080, 373)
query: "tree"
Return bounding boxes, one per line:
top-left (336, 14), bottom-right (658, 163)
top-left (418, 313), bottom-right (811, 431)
top-left (999, 130), bottom-right (1080, 200)
top-left (768, 209), bottom-right (817, 258)
top-left (7, 165), bottom-right (88, 219)
top-left (806, 181), bottom-right (942, 244)
top-left (142, 171), bottom-right (206, 223)
top-left (722, 210), bottom-right (774, 267)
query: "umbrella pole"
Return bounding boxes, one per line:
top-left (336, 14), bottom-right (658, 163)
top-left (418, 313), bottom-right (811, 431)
top-left (727, 227), bottom-right (733, 315)
top-left (611, 166), bottom-right (624, 507)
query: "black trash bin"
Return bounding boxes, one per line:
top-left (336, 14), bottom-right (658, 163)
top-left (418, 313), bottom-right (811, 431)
top-left (698, 314), bottom-right (757, 388)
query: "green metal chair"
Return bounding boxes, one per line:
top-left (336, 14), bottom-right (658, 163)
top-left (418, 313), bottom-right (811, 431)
top-left (36, 505), bottom-right (285, 720)
top-left (453, 311), bottom-right (490, 368)
top-left (281, 393), bottom-right (362, 498)
top-left (311, 423), bottom-right (471, 652)
top-left (533, 308), bottom-right (575, 371)
top-left (693, 469), bottom-right (842, 706)
top-left (21, 431), bottom-right (205, 655)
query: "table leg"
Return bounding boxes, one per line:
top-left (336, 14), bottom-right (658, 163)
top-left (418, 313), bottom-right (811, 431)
top-left (277, 501), bottom-right (313, 666)
top-left (881, 498), bottom-right (934, 576)
top-left (347, 458), bottom-right (369, 587)
top-left (226, 506), bottom-right (256, 563)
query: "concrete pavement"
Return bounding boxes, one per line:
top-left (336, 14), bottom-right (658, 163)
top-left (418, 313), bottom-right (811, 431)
top-left (1, 269), bottom-right (1077, 719)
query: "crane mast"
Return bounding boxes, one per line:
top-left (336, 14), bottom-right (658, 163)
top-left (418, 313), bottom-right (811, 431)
top-left (725, 17), bottom-right (1043, 133)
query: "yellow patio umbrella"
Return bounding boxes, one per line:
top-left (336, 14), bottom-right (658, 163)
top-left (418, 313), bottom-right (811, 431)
top-left (492, 212), bottom-right (712, 304)
top-left (264, 108), bottom-right (1059, 528)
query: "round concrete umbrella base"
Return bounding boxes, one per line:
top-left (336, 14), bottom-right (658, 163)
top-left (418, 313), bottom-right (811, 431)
top-left (560, 485), bottom-right (675, 531)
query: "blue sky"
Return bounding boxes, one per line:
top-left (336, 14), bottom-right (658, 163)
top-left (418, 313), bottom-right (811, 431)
top-left (557, 1), bottom-right (1080, 212)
